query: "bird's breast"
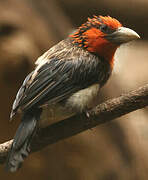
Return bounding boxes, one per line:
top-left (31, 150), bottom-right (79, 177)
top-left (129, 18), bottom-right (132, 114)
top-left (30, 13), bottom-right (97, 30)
top-left (65, 83), bottom-right (99, 111)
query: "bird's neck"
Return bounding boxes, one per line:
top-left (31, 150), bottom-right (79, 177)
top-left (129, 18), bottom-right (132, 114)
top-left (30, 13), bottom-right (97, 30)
top-left (70, 35), bottom-right (117, 69)
top-left (69, 29), bottom-right (118, 69)
top-left (89, 41), bottom-right (118, 69)
top-left (80, 32), bottom-right (118, 68)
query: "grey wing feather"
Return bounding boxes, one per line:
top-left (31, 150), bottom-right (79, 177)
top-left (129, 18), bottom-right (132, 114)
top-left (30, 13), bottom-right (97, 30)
top-left (10, 57), bottom-right (102, 118)
top-left (10, 59), bottom-right (81, 117)
top-left (10, 72), bottom-right (33, 119)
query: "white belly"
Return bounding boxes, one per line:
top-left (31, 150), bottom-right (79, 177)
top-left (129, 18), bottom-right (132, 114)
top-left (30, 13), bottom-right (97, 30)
top-left (66, 84), bottom-right (99, 111)
top-left (39, 84), bottom-right (99, 128)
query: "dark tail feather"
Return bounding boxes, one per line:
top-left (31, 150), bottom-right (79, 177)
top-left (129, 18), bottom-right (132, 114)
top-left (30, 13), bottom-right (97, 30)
top-left (5, 109), bottom-right (41, 172)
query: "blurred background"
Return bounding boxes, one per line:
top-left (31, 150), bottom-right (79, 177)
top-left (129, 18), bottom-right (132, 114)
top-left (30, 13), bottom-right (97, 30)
top-left (0, 0), bottom-right (148, 179)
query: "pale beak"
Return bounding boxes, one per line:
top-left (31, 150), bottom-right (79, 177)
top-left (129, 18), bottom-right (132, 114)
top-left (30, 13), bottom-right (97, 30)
top-left (107, 27), bottom-right (140, 44)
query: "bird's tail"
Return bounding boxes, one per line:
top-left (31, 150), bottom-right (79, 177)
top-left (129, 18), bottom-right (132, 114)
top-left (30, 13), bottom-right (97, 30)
top-left (5, 109), bottom-right (41, 172)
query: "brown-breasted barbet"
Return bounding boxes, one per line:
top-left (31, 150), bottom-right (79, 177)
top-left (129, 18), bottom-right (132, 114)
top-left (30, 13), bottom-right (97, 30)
top-left (5, 15), bottom-right (140, 172)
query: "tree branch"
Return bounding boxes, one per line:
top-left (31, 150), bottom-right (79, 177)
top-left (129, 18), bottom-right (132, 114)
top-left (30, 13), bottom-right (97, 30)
top-left (1, 84), bottom-right (148, 164)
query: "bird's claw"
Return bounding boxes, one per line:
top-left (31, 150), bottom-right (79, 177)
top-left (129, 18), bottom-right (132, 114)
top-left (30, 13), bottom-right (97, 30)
top-left (86, 111), bottom-right (90, 118)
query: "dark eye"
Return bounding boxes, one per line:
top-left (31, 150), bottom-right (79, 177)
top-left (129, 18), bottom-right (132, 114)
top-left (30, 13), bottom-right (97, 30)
top-left (100, 24), bottom-right (108, 33)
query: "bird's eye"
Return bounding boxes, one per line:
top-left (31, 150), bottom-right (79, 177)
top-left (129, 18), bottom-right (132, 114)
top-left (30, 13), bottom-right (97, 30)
top-left (100, 24), bottom-right (108, 33)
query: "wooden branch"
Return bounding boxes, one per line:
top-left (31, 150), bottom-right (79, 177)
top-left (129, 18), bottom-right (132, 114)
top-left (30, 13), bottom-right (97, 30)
top-left (1, 84), bottom-right (148, 165)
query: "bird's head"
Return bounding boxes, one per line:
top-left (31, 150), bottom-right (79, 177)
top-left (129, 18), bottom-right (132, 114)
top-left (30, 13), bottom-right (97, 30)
top-left (70, 15), bottom-right (140, 68)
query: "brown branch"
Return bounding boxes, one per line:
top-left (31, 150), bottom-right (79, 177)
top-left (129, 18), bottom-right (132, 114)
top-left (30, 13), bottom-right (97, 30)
top-left (1, 84), bottom-right (148, 164)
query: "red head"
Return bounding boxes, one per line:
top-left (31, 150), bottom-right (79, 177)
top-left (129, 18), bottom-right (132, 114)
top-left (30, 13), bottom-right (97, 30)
top-left (70, 15), bottom-right (140, 68)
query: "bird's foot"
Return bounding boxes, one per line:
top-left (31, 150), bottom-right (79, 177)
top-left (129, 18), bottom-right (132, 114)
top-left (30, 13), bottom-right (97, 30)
top-left (84, 110), bottom-right (94, 131)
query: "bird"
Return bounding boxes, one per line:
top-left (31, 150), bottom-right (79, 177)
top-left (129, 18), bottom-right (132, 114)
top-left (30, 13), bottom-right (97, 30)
top-left (5, 15), bottom-right (140, 172)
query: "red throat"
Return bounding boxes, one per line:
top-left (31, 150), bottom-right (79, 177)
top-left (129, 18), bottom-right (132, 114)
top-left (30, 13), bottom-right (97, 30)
top-left (83, 28), bottom-right (118, 68)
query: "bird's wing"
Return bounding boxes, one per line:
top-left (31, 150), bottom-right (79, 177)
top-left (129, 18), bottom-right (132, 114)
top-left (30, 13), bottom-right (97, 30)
top-left (11, 57), bottom-right (100, 118)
